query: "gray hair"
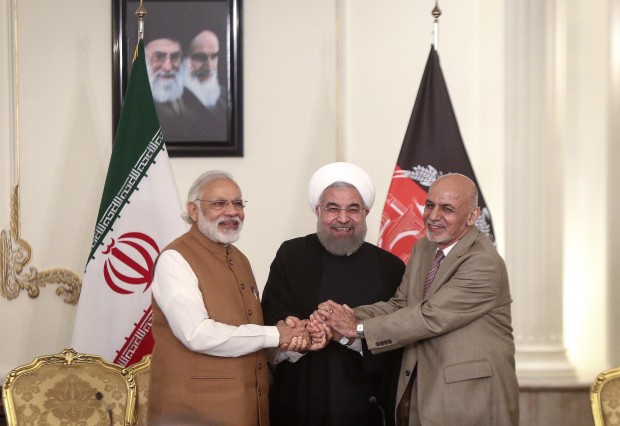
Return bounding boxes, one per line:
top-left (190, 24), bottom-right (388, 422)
top-left (318, 181), bottom-right (367, 208)
top-left (182, 170), bottom-right (236, 224)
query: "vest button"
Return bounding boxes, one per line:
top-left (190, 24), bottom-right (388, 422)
top-left (258, 363), bottom-right (262, 370)
top-left (240, 283), bottom-right (245, 289)
top-left (229, 259), bottom-right (234, 265)
top-left (405, 370), bottom-right (411, 376)
top-left (248, 309), bottom-right (252, 316)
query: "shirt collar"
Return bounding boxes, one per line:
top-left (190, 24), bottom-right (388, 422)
top-left (439, 240), bottom-right (458, 257)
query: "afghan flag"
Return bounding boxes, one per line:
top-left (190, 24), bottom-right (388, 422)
top-left (71, 40), bottom-right (187, 366)
top-left (378, 46), bottom-right (495, 264)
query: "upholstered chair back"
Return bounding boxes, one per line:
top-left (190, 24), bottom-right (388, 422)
top-left (2, 348), bottom-right (136, 426)
top-left (591, 366), bottom-right (620, 425)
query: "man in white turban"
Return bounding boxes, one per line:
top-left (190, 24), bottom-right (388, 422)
top-left (262, 162), bottom-right (406, 426)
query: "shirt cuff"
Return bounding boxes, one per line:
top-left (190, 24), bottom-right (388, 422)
top-left (264, 325), bottom-right (280, 348)
top-left (270, 349), bottom-right (305, 364)
top-left (348, 338), bottom-right (363, 353)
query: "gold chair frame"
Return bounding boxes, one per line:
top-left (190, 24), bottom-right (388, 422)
top-left (591, 365), bottom-right (620, 425)
top-left (128, 354), bottom-right (151, 426)
top-left (2, 348), bottom-right (137, 426)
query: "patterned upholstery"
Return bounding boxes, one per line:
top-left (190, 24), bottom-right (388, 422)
top-left (2, 348), bottom-right (136, 426)
top-left (591, 366), bottom-right (620, 425)
top-left (129, 355), bottom-right (151, 426)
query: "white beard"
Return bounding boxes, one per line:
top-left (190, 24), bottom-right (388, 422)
top-left (183, 60), bottom-right (223, 108)
top-left (197, 210), bottom-right (243, 244)
top-left (147, 64), bottom-right (184, 103)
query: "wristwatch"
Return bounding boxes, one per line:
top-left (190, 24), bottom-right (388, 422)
top-left (356, 321), bottom-right (365, 339)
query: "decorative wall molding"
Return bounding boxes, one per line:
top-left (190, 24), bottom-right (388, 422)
top-left (0, 0), bottom-right (81, 304)
top-left (0, 185), bottom-right (81, 303)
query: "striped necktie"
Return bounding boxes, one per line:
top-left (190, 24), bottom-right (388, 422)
top-left (423, 250), bottom-right (445, 298)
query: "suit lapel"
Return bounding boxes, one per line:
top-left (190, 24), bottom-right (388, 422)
top-left (416, 240), bottom-right (438, 300)
top-left (425, 227), bottom-right (481, 297)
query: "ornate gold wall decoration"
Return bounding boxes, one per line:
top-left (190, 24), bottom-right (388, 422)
top-left (0, 0), bottom-right (82, 304)
top-left (0, 185), bottom-right (81, 304)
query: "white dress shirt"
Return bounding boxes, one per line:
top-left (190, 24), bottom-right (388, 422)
top-left (152, 249), bottom-right (280, 357)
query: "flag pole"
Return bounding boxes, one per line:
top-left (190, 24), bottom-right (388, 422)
top-left (136, 0), bottom-right (147, 41)
top-left (432, 1), bottom-right (442, 51)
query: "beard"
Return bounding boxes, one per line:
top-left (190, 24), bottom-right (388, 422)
top-left (147, 65), bottom-right (184, 103)
top-left (197, 210), bottom-right (243, 244)
top-left (425, 220), bottom-right (453, 245)
top-left (316, 220), bottom-right (367, 256)
top-left (183, 60), bottom-right (222, 108)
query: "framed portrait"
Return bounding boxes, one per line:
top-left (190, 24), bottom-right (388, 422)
top-left (112, 0), bottom-right (243, 157)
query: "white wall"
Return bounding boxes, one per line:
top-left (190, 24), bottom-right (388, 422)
top-left (0, 0), bottom-right (614, 385)
top-left (342, 0), bottom-right (505, 250)
top-left (563, 0), bottom-right (611, 382)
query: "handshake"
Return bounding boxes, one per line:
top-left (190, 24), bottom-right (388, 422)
top-left (275, 300), bottom-right (359, 353)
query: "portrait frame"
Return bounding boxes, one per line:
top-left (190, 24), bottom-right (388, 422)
top-left (112, 0), bottom-right (243, 157)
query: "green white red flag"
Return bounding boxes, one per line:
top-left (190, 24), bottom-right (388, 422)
top-left (71, 40), bottom-right (187, 366)
top-left (378, 46), bottom-right (495, 264)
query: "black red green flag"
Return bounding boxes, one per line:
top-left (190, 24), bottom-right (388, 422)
top-left (378, 46), bottom-right (495, 263)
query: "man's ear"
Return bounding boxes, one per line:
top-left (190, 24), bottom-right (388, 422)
top-left (187, 202), bottom-right (199, 222)
top-left (467, 207), bottom-right (481, 226)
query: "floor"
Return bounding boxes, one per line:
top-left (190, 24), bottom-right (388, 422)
top-left (519, 385), bottom-right (593, 426)
top-left (0, 385), bottom-right (594, 425)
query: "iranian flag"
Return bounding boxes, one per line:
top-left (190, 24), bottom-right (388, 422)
top-left (378, 46), bottom-right (495, 264)
top-left (71, 40), bottom-right (187, 366)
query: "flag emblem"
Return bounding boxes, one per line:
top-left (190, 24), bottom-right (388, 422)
top-left (102, 232), bottom-right (160, 295)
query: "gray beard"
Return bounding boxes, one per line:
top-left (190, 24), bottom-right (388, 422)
top-left (197, 212), bottom-right (242, 244)
top-left (183, 61), bottom-right (222, 108)
top-left (148, 67), bottom-right (184, 103)
top-left (316, 223), bottom-right (366, 256)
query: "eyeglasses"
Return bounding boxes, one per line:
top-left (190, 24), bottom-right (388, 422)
top-left (190, 52), bottom-right (219, 63)
top-left (318, 205), bottom-right (365, 217)
top-left (195, 199), bottom-right (247, 210)
top-left (150, 51), bottom-right (182, 65)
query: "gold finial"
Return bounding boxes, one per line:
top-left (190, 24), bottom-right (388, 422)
top-left (431, 0), bottom-right (442, 50)
top-left (135, 0), bottom-right (147, 19)
top-left (135, 0), bottom-right (148, 40)
top-left (432, 1), bottom-right (442, 22)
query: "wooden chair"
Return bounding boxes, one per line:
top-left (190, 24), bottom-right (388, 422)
top-left (2, 348), bottom-right (136, 426)
top-left (128, 354), bottom-right (151, 426)
top-left (591, 365), bottom-right (620, 425)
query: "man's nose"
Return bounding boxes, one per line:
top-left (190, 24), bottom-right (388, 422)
top-left (336, 209), bottom-right (349, 221)
top-left (162, 58), bottom-right (174, 71)
top-left (223, 202), bottom-right (238, 215)
top-left (428, 206), bottom-right (442, 220)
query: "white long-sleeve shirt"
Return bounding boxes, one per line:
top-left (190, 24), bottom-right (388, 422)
top-left (152, 249), bottom-right (280, 357)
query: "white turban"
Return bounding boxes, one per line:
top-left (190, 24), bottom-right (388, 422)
top-left (307, 162), bottom-right (375, 213)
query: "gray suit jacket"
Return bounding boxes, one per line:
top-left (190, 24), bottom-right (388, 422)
top-left (354, 227), bottom-right (519, 425)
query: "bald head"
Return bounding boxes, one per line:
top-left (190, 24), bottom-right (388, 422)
top-left (423, 173), bottom-right (480, 249)
top-left (431, 174), bottom-right (479, 208)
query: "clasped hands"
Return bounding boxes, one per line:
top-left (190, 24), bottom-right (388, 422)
top-left (276, 316), bottom-right (330, 352)
top-left (276, 300), bottom-right (359, 353)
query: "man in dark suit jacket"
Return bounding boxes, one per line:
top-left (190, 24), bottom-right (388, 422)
top-left (317, 173), bottom-right (519, 426)
top-left (262, 162), bottom-right (405, 426)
